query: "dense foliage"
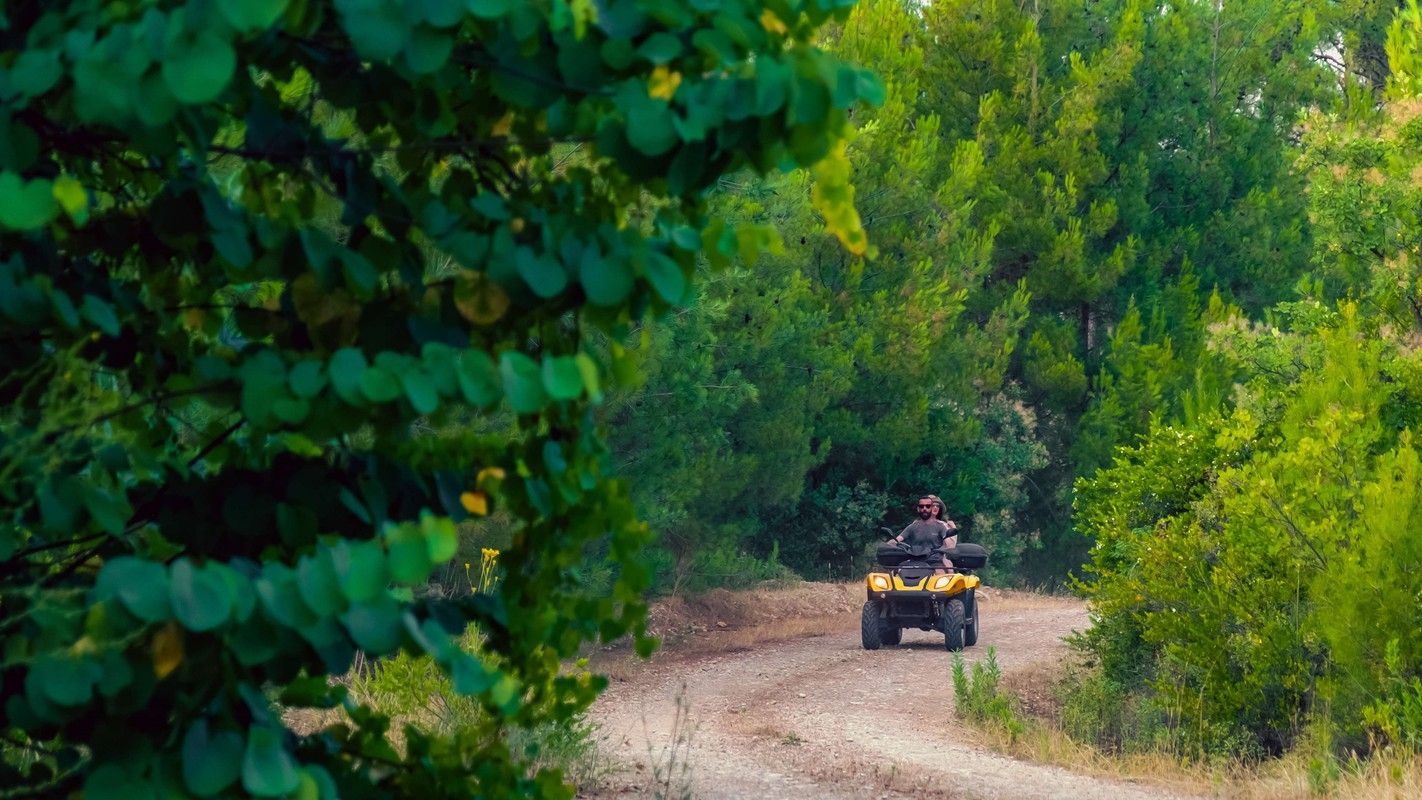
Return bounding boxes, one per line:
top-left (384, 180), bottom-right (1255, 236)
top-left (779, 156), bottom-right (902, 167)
top-left (605, 0), bottom-right (1422, 772)
top-left (612, 0), bottom-right (1356, 587)
top-left (1077, 75), bottom-right (1422, 759)
top-left (0, 0), bottom-right (874, 796)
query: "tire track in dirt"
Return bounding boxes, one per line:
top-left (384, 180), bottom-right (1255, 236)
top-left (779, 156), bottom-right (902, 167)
top-left (587, 591), bottom-right (1197, 800)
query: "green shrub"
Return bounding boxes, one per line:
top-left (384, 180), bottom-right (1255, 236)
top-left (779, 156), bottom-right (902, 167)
top-left (1058, 667), bottom-right (1169, 755)
top-left (1364, 640), bottom-right (1422, 751)
top-left (951, 648), bottom-right (1025, 740)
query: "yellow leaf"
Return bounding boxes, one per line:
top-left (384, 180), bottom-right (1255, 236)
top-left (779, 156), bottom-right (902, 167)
top-left (477, 466), bottom-right (507, 483)
top-left (760, 8), bottom-right (788, 36)
top-left (51, 176), bottom-right (88, 221)
top-left (151, 622), bottom-right (184, 679)
top-left (810, 138), bottom-right (869, 256)
top-left (491, 112), bottom-right (515, 138)
top-left (648, 65), bottom-right (682, 101)
top-left (453, 270), bottom-right (510, 326)
top-left (461, 491), bottom-right (489, 516)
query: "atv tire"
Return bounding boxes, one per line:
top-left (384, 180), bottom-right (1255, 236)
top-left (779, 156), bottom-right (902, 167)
top-left (861, 602), bottom-right (883, 650)
top-left (880, 620), bottom-right (902, 646)
top-left (963, 589), bottom-right (979, 647)
top-left (942, 598), bottom-right (966, 652)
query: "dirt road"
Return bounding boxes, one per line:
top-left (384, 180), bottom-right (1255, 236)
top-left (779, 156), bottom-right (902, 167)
top-left (588, 588), bottom-right (1195, 800)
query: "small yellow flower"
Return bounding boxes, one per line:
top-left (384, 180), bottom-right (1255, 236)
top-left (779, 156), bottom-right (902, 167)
top-left (648, 65), bottom-right (681, 101)
top-left (760, 8), bottom-right (788, 35)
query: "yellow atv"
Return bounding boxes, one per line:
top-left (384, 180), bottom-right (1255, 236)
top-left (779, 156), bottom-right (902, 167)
top-left (861, 540), bottom-right (987, 652)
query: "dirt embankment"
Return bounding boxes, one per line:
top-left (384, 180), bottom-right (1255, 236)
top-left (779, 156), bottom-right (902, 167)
top-left (586, 582), bottom-right (1195, 800)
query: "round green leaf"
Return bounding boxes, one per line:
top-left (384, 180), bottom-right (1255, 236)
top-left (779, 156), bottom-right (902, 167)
top-left (0, 172), bottom-right (58, 230)
top-left (399, 368), bottom-right (439, 415)
top-left (578, 246), bottom-right (633, 307)
top-left (386, 525), bottom-right (432, 584)
top-left (271, 397), bottom-right (310, 425)
top-left (79, 294), bottom-right (120, 336)
top-left (417, 0), bottom-right (467, 27)
top-left (515, 247), bottom-right (568, 298)
top-left (51, 176), bottom-right (88, 222)
top-left (35, 654), bottom-right (99, 707)
top-left (456, 350), bottom-right (501, 408)
top-left (641, 250), bottom-right (687, 303)
top-left (214, 562), bottom-right (257, 624)
top-left (626, 96), bottom-right (677, 156)
top-left (256, 565), bottom-right (318, 629)
top-left (242, 726), bottom-right (300, 797)
top-left (162, 34), bottom-right (237, 105)
top-left (288, 361), bottom-right (327, 398)
top-left (341, 595), bottom-right (404, 654)
top-left (217, 0), bottom-right (290, 31)
top-left (638, 33), bottom-right (683, 64)
top-left (9, 49), bottom-right (63, 98)
top-left (85, 764), bottom-right (156, 800)
top-left (336, 0), bottom-right (410, 61)
top-left (134, 71), bottom-right (178, 128)
top-left (467, 0), bottom-right (515, 20)
top-left (328, 348), bottom-right (368, 405)
top-left (405, 26), bottom-right (454, 74)
top-left (170, 558), bottom-right (233, 632)
top-left (97, 557), bottom-right (172, 622)
top-left (421, 512), bottom-right (458, 564)
top-left (183, 720), bottom-right (243, 797)
top-left (499, 352), bottom-right (547, 414)
top-left (331, 540), bottom-right (389, 604)
top-left (360, 364), bottom-right (402, 403)
top-left (37, 476), bottom-right (80, 533)
top-left (296, 550), bottom-right (345, 617)
top-left (541, 355), bottom-right (583, 401)
top-left (82, 482), bottom-right (131, 535)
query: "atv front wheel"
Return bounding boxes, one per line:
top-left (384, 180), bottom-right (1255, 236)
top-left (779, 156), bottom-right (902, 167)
top-left (861, 602), bottom-right (883, 650)
top-left (963, 589), bottom-right (979, 647)
top-left (942, 598), bottom-right (965, 652)
top-left (880, 620), bottom-right (902, 646)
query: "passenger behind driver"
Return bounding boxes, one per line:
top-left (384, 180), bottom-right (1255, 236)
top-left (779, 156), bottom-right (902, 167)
top-left (928, 495), bottom-right (959, 572)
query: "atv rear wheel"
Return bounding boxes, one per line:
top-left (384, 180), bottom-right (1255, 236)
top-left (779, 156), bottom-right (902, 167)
top-left (942, 598), bottom-right (965, 652)
top-left (963, 589), bottom-right (979, 647)
top-left (880, 620), bottom-right (902, 646)
top-left (861, 602), bottom-right (883, 650)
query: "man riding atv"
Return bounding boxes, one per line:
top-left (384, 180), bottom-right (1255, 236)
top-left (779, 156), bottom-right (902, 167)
top-left (885, 496), bottom-right (958, 572)
top-left (863, 496), bottom-right (987, 651)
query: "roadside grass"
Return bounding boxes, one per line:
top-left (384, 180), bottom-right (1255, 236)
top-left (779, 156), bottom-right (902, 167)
top-left (953, 648), bottom-right (1422, 799)
top-left (284, 646), bottom-right (617, 792)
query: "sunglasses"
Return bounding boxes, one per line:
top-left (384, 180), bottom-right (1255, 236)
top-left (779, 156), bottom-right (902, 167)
top-left (916, 504), bottom-right (933, 509)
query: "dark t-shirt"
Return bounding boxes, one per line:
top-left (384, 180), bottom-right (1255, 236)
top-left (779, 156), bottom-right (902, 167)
top-left (899, 519), bottom-right (949, 549)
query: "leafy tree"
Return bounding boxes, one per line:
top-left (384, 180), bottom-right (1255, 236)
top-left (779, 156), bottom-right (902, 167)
top-left (0, 0), bottom-right (875, 796)
top-left (1074, 43), bottom-right (1422, 754)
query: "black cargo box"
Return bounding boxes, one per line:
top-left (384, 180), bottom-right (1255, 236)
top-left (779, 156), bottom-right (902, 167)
top-left (875, 544), bottom-right (912, 567)
top-left (944, 543), bottom-right (988, 570)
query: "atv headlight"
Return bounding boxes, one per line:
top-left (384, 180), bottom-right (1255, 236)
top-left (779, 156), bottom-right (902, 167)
top-left (868, 574), bottom-right (891, 591)
top-left (929, 575), bottom-right (954, 592)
